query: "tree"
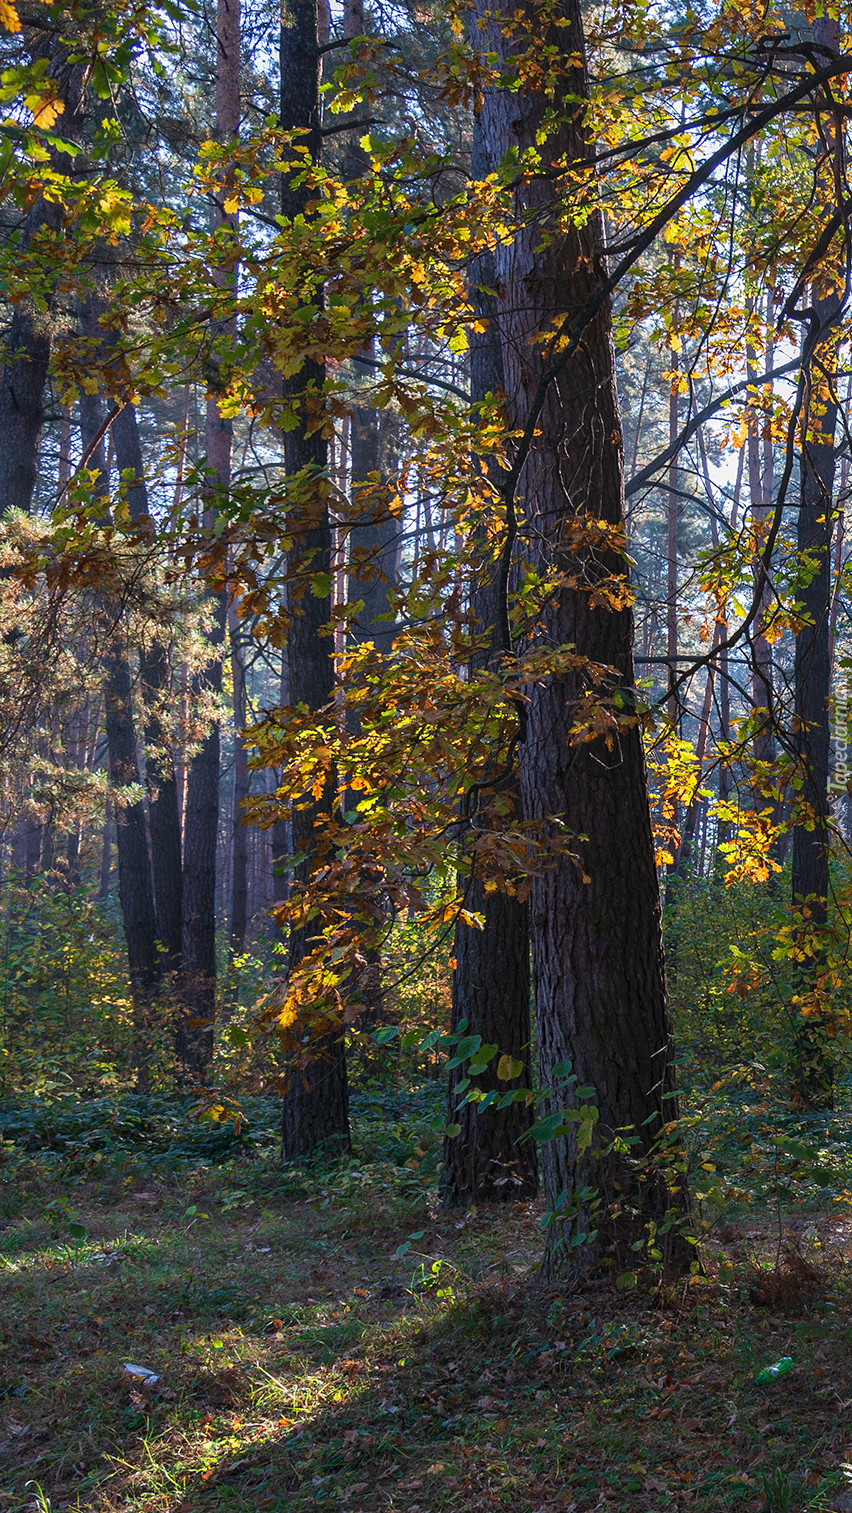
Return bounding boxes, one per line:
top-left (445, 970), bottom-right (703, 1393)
top-left (441, 108), bottom-right (537, 1208)
top-left (277, 0), bottom-right (350, 1162)
top-left (178, 0), bottom-right (239, 1079)
top-left (471, 0), bottom-right (682, 1274)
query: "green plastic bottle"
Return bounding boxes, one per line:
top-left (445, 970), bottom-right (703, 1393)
top-left (754, 1356), bottom-right (793, 1385)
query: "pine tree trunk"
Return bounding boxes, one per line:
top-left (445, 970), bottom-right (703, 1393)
top-left (441, 111), bottom-right (536, 1208)
top-left (791, 304), bottom-right (837, 1108)
top-left (789, 15), bottom-right (841, 1111)
top-left (278, 0), bottom-right (350, 1162)
top-left (477, 0), bottom-right (681, 1278)
top-left (0, 47), bottom-right (86, 515)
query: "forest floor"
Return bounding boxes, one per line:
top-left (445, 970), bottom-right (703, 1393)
top-left (1, 1119), bottom-right (852, 1513)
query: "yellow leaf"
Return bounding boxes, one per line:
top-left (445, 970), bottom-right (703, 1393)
top-left (223, 194), bottom-right (239, 214)
top-left (32, 96), bottom-right (63, 128)
top-left (0, 0), bottom-right (20, 31)
top-left (497, 1054), bottom-right (524, 1081)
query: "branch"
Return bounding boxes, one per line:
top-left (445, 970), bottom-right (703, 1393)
top-left (502, 52), bottom-right (852, 523)
top-left (626, 356), bottom-right (801, 497)
top-left (54, 403), bottom-right (124, 510)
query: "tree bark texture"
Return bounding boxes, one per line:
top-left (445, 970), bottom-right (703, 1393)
top-left (279, 0), bottom-right (350, 1161)
top-left (441, 111), bottom-right (536, 1207)
top-left (0, 207), bottom-right (56, 516)
top-left (791, 294), bottom-right (838, 1108)
top-left (477, 0), bottom-right (680, 1277)
top-left (790, 12), bottom-right (841, 1111)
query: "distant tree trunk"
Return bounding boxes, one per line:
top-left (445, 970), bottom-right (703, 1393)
top-left (478, 0), bottom-right (682, 1279)
top-left (78, 320), bottom-right (160, 1090)
top-left (713, 444), bottom-right (744, 868)
top-left (99, 800), bottom-right (113, 902)
top-left (441, 111), bottom-right (536, 1208)
top-left (228, 599), bottom-right (250, 960)
top-left (278, 0), bottom-right (350, 1163)
top-left (111, 401), bottom-right (183, 975)
top-left (666, 343), bottom-right (679, 727)
top-left (178, 0), bottom-right (240, 1078)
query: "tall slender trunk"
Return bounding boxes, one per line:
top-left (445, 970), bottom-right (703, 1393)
top-left (228, 599), bottom-right (250, 960)
top-left (747, 294), bottom-right (776, 765)
top-left (279, 0), bottom-right (350, 1161)
top-left (714, 445), bottom-right (745, 867)
top-left (78, 338), bottom-right (160, 1087)
top-left (479, 0), bottom-right (681, 1278)
top-left (790, 16), bottom-right (842, 1110)
top-left (666, 343), bottom-right (679, 727)
top-left (110, 403), bottom-right (183, 974)
top-left (441, 109), bottom-right (536, 1207)
top-left (178, 0), bottom-right (240, 1077)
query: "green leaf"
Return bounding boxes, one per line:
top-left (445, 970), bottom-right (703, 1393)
top-left (445, 1123), bottom-right (461, 1138)
top-left (616, 1271), bottom-right (638, 1289)
top-left (497, 1054), bottom-right (524, 1081)
top-left (468, 1042), bottom-right (498, 1073)
top-left (372, 1025), bottom-right (399, 1046)
top-left (67, 1222), bottom-right (86, 1240)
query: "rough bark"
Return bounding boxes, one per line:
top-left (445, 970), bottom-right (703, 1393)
top-left (0, 208), bottom-right (56, 516)
top-left (441, 112), bottom-right (536, 1208)
top-left (791, 307), bottom-right (838, 1107)
top-left (478, 0), bottom-right (681, 1278)
top-left (789, 14), bottom-right (841, 1110)
top-left (279, 0), bottom-right (350, 1162)
top-left (0, 45), bottom-right (86, 515)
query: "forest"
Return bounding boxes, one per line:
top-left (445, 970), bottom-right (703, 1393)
top-left (4, 0), bottom-right (852, 1506)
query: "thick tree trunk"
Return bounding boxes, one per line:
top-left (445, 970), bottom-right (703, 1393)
top-left (0, 210), bottom-right (56, 515)
top-left (0, 47), bottom-right (86, 516)
top-left (441, 112), bottom-right (536, 1207)
top-left (478, 0), bottom-right (681, 1278)
top-left (279, 0), bottom-right (350, 1161)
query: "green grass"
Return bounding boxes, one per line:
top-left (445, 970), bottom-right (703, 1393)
top-left (1, 1106), bottom-right (852, 1512)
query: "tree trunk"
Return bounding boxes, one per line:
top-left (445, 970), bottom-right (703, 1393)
top-left (441, 111), bottom-right (536, 1208)
top-left (178, 0), bottom-right (240, 1078)
top-left (278, 0), bottom-right (350, 1161)
top-left (0, 46), bottom-right (86, 516)
top-left (0, 207), bottom-right (56, 515)
top-left (478, 0), bottom-right (681, 1278)
top-left (78, 303), bottom-right (160, 1087)
top-left (111, 400), bottom-right (183, 975)
top-left (228, 599), bottom-right (250, 960)
top-left (790, 15), bottom-right (841, 1111)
